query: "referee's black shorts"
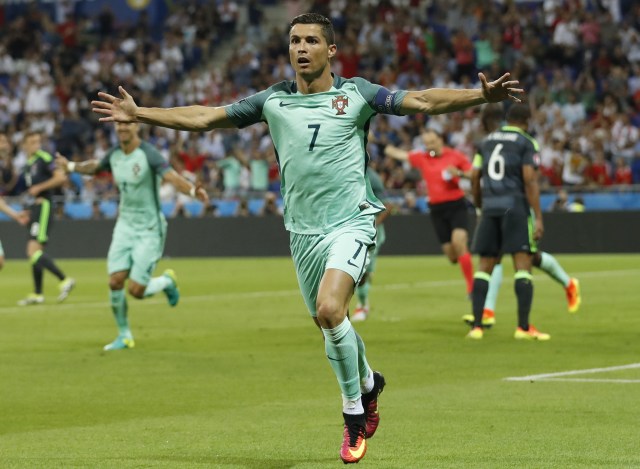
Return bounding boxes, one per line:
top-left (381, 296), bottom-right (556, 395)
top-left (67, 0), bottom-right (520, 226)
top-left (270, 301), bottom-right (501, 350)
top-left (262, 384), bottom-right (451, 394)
top-left (428, 197), bottom-right (469, 244)
top-left (28, 200), bottom-right (54, 244)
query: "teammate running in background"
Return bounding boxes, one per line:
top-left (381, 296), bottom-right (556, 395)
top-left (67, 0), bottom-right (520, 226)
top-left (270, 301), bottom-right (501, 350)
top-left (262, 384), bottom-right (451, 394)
top-left (0, 196), bottom-right (29, 270)
top-left (351, 164), bottom-right (390, 322)
top-left (385, 128), bottom-right (474, 298)
top-left (56, 122), bottom-right (209, 351)
top-left (462, 104), bottom-right (580, 329)
top-left (467, 103), bottom-right (549, 340)
top-left (91, 12), bottom-right (522, 463)
top-left (18, 131), bottom-right (75, 306)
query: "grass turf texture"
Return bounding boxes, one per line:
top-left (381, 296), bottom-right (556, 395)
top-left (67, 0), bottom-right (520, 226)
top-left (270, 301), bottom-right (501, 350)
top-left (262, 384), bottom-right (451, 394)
top-left (0, 254), bottom-right (638, 468)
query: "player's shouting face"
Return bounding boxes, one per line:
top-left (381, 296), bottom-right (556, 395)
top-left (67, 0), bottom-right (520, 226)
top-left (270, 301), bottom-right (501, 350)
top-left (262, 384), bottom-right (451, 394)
top-left (115, 122), bottom-right (140, 146)
top-left (289, 23), bottom-right (336, 81)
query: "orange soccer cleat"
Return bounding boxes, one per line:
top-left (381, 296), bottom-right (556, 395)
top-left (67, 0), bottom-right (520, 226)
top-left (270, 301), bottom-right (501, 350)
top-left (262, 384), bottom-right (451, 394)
top-left (565, 278), bottom-right (581, 313)
top-left (340, 413), bottom-right (367, 464)
top-left (514, 325), bottom-right (550, 341)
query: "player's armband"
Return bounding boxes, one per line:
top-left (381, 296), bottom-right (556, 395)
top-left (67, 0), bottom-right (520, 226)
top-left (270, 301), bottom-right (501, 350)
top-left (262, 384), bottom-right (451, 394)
top-left (373, 88), bottom-right (407, 115)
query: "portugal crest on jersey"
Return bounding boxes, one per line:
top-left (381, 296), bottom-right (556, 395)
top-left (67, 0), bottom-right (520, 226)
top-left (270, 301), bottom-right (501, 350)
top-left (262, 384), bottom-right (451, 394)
top-left (332, 95), bottom-right (349, 115)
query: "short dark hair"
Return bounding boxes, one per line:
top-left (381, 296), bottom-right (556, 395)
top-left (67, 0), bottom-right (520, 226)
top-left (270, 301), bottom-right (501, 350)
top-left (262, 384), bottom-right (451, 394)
top-left (506, 103), bottom-right (531, 125)
top-left (422, 128), bottom-right (443, 140)
top-left (23, 130), bottom-right (42, 141)
top-left (290, 13), bottom-right (335, 45)
top-left (481, 103), bottom-right (504, 133)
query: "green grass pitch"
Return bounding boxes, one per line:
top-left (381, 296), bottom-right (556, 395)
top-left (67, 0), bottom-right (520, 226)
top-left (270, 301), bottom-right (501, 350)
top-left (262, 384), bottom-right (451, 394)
top-left (1, 254), bottom-right (639, 468)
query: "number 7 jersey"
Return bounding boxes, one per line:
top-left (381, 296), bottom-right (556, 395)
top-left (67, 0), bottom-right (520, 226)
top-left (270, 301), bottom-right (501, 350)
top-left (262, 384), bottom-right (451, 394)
top-left (225, 75), bottom-right (407, 234)
top-left (473, 125), bottom-right (540, 215)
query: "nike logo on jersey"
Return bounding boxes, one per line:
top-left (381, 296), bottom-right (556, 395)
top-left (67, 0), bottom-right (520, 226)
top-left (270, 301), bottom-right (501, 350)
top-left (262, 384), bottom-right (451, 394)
top-left (347, 259), bottom-right (359, 268)
top-left (279, 101), bottom-right (293, 107)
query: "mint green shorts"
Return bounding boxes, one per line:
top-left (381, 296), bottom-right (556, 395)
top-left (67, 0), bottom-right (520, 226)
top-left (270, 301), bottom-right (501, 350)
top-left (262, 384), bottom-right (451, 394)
top-left (290, 215), bottom-right (377, 317)
top-left (0, 239), bottom-right (4, 257)
top-left (107, 219), bottom-right (167, 285)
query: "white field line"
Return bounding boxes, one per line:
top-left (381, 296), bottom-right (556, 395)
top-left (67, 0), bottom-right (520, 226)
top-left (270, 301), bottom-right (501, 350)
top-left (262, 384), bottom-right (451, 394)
top-left (538, 378), bottom-right (640, 383)
top-left (1, 268), bottom-right (638, 315)
top-left (504, 363), bottom-right (640, 383)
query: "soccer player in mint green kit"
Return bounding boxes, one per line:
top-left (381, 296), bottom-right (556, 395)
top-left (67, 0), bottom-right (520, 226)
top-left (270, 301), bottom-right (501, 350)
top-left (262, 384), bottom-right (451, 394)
top-left (91, 13), bottom-right (522, 463)
top-left (55, 122), bottom-right (209, 351)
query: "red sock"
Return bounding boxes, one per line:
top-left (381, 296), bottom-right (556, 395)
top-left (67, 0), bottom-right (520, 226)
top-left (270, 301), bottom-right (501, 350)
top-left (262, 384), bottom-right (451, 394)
top-left (458, 252), bottom-right (474, 294)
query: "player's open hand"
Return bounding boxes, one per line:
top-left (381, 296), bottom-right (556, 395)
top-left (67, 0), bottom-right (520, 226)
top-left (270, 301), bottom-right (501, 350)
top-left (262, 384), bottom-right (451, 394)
top-left (55, 153), bottom-right (69, 172)
top-left (92, 86), bottom-right (138, 123)
top-left (195, 185), bottom-right (209, 204)
top-left (533, 217), bottom-right (544, 241)
top-left (15, 211), bottom-right (29, 226)
top-left (479, 73), bottom-right (524, 104)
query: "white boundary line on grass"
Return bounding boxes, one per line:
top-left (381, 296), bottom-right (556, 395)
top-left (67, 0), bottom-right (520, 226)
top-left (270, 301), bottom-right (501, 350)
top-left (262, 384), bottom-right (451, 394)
top-left (504, 363), bottom-right (640, 383)
top-left (0, 267), bottom-right (638, 315)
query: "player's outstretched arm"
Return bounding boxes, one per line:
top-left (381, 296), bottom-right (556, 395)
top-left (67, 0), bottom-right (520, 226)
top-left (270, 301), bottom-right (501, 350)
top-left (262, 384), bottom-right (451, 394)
top-left (91, 86), bottom-right (236, 131)
top-left (399, 73), bottom-right (524, 116)
top-left (162, 169), bottom-right (210, 204)
top-left (55, 153), bottom-right (100, 175)
top-left (384, 145), bottom-right (409, 161)
top-left (27, 167), bottom-right (67, 197)
top-left (0, 197), bottom-right (28, 225)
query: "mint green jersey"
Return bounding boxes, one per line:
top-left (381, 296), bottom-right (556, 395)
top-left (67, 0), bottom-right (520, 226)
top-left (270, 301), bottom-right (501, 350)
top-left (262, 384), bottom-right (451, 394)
top-left (98, 141), bottom-right (170, 230)
top-left (367, 167), bottom-right (386, 203)
top-left (250, 159), bottom-right (269, 191)
top-left (217, 156), bottom-right (242, 190)
top-left (225, 75), bottom-right (407, 234)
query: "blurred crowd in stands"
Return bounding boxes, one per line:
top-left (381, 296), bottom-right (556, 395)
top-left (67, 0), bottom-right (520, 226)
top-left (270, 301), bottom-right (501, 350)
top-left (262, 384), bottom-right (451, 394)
top-left (1, 0), bottom-right (640, 220)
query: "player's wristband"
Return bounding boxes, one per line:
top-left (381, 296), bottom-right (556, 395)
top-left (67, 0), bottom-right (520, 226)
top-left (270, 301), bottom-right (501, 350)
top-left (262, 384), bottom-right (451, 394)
top-left (67, 162), bottom-right (76, 172)
top-left (189, 186), bottom-right (196, 198)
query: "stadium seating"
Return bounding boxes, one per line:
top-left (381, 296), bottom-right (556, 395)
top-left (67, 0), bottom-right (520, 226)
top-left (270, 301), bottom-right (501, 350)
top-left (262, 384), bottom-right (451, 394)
top-left (161, 201), bottom-right (176, 217)
top-left (415, 197), bottom-right (429, 213)
top-left (247, 198), bottom-right (265, 215)
top-left (64, 202), bottom-right (92, 220)
top-left (213, 199), bottom-right (240, 217)
top-left (541, 192), bottom-right (640, 212)
top-left (99, 200), bottom-right (118, 218)
top-left (184, 201), bottom-right (204, 217)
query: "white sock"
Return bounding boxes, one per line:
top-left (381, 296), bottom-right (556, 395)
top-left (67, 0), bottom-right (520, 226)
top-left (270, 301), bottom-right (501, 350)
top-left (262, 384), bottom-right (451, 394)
top-left (361, 369), bottom-right (374, 394)
top-left (342, 396), bottom-right (365, 415)
top-left (144, 276), bottom-right (172, 297)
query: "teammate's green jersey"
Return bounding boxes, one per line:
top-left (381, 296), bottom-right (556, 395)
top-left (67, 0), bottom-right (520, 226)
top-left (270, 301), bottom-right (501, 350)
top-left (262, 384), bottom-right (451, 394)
top-left (225, 75), bottom-right (407, 234)
top-left (98, 141), bottom-right (170, 229)
top-left (473, 125), bottom-right (540, 214)
top-left (366, 167), bottom-right (386, 203)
